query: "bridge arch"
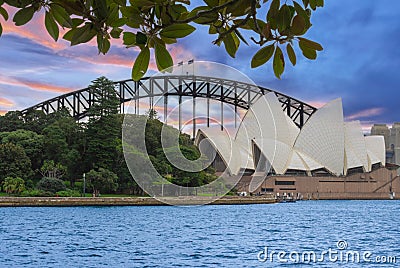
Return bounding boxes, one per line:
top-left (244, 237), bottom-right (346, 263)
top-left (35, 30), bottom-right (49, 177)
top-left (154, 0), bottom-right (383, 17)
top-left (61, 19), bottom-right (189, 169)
top-left (21, 75), bottom-right (316, 135)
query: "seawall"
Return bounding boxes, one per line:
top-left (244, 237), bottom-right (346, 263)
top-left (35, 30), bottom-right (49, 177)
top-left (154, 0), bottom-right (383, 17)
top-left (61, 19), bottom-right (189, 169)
top-left (0, 196), bottom-right (277, 207)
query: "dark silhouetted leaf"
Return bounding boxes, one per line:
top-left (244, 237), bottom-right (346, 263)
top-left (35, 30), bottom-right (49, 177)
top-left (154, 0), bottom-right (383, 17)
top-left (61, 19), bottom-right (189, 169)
top-left (298, 37), bottom-right (323, 51)
top-left (273, 46), bottom-right (285, 79)
top-left (155, 43), bottom-right (173, 71)
top-left (223, 32), bottom-right (238, 58)
top-left (50, 3), bottom-right (72, 28)
top-left (0, 6), bottom-right (8, 20)
top-left (160, 24), bottom-right (195, 38)
top-left (299, 40), bottom-right (317, 59)
top-left (45, 11), bottom-right (59, 41)
top-left (123, 32), bottom-right (136, 45)
top-left (132, 46), bottom-right (150, 81)
top-left (136, 32), bottom-right (147, 45)
top-left (291, 15), bottom-right (305, 35)
top-left (251, 44), bottom-right (275, 68)
top-left (13, 6), bottom-right (35, 26)
top-left (286, 43), bottom-right (296, 66)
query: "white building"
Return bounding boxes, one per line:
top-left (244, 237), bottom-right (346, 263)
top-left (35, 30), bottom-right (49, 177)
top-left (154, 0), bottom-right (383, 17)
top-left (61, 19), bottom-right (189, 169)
top-left (195, 93), bottom-right (386, 178)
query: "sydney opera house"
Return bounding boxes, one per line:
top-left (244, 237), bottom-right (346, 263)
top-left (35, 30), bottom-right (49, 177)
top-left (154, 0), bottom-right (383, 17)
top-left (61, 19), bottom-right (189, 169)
top-left (195, 93), bottom-right (399, 199)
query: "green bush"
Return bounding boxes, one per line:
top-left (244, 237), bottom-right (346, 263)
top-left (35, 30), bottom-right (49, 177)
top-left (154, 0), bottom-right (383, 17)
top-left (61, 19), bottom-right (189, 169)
top-left (20, 189), bottom-right (52, 197)
top-left (56, 189), bottom-right (81, 197)
top-left (36, 177), bottom-right (66, 193)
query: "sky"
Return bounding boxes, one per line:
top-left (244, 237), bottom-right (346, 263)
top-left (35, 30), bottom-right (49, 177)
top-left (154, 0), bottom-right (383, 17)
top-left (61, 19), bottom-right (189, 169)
top-left (0, 1), bottom-right (399, 132)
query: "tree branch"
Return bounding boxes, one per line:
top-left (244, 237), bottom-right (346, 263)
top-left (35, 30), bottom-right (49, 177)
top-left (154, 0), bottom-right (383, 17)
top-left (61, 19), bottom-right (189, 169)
top-left (212, 13), bottom-right (252, 44)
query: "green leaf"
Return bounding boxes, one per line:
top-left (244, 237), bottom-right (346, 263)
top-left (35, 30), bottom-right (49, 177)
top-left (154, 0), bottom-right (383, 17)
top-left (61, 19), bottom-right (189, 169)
top-left (277, 4), bottom-right (291, 33)
top-left (298, 37), bottom-right (323, 51)
top-left (155, 43), bottom-right (173, 71)
top-left (273, 46), bottom-right (285, 79)
top-left (132, 46), bottom-right (150, 81)
top-left (45, 11), bottom-right (59, 41)
top-left (299, 40), bottom-right (316, 59)
top-left (316, 0), bottom-right (324, 7)
top-left (223, 32), bottom-right (238, 58)
top-left (123, 32), bottom-right (136, 45)
top-left (309, 0), bottom-right (317, 10)
top-left (160, 23), bottom-right (195, 38)
top-left (251, 44), bottom-right (275, 68)
top-left (71, 24), bottom-right (96, 46)
top-left (110, 27), bottom-right (122, 39)
top-left (50, 3), bottom-right (72, 28)
top-left (111, 18), bottom-right (127, 27)
top-left (0, 23), bottom-right (2, 37)
top-left (13, 6), bottom-right (35, 26)
top-left (136, 32), bottom-right (147, 45)
top-left (0, 6), bottom-right (8, 20)
top-left (102, 38), bottom-right (110, 54)
top-left (286, 43), bottom-right (296, 66)
top-left (113, 0), bottom-right (126, 6)
top-left (291, 15), bottom-right (305, 35)
top-left (267, 0), bottom-right (280, 20)
top-left (293, 2), bottom-right (310, 27)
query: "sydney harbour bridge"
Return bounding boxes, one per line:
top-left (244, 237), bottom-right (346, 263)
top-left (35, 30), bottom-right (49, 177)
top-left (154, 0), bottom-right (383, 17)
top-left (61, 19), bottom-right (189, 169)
top-left (20, 75), bottom-right (317, 137)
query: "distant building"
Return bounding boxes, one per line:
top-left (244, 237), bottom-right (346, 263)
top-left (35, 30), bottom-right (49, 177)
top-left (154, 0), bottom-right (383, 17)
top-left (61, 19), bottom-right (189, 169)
top-left (371, 123), bottom-right (400, 174)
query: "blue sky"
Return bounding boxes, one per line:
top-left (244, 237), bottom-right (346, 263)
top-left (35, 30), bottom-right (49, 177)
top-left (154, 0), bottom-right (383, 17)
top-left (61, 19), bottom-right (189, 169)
top-left (0, 1), bottom-right (399, 131)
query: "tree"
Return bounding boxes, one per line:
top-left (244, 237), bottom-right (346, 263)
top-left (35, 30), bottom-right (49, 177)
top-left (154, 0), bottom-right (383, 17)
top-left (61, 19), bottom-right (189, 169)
top-left (0, 143), bottom-right (32, 183)
top-left (0, 129), bottom-right (44, 172)
top-left (0, 111), bottom-right (24, 132)
top-left (0, 0), bottom-right (324, 80)
top-left (85, 77), bottom-right (120, 170)
top-left (2, 177), bottom-right (26, 195)
top-left (39, 160), bottom-right (66, 180)
top-left (86, 168), bottom-right (118, 196)
top-left (36, 177), bottom-right (66, 193)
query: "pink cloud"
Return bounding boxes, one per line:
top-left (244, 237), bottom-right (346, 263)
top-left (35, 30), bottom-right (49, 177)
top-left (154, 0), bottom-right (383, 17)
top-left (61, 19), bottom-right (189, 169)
top-left (345, 108), bottom-right (384, 121)
top-left (0, 97), bottom-right (14, 107)
top-left (305, 100), bottom-right (327, 109)
top-left (2, 6), bottom-right (69, 51)
top-left (0, 75), bottom-right (72, 94)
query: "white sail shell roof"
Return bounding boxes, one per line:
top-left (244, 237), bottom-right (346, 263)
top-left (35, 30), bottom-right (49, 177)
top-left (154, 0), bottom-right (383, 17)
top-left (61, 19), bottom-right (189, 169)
top-left (195, 128), bottom-right (244, 175)
top-left (287, 150), bottom-right (308, 171)
top-left (365, 135), bottom-right (386, 167)
top-left (253, 138), bottom-right (292, 175)
top-left (344, 121), bottom-right (369, 171)
top-left (196, 96), bottom-right (386, 178)
top-left (293, 98), bottom-right (345, 176)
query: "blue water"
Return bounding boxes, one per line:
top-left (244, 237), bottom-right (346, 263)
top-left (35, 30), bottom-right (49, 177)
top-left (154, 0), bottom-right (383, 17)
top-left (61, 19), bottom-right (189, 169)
top-left (0, 200), bottom-right (399, 267)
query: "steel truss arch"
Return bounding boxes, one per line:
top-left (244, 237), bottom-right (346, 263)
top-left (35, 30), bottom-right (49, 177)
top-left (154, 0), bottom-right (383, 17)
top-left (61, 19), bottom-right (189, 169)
top-left (20, 75), bottom-right (316, 128)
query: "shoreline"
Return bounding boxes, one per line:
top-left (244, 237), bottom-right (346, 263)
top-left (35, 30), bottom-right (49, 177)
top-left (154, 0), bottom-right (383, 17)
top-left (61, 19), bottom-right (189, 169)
top-left (0, 196), bottom-right (277, 207)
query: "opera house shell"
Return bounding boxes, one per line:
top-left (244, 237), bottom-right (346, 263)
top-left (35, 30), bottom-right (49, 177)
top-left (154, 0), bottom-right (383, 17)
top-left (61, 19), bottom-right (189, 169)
top-left (195, 93), bottom-right (399, 199)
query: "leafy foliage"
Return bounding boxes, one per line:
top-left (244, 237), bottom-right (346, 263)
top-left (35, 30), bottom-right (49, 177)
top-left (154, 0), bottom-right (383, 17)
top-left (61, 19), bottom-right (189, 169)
top-left (0, 143), bottom-right (32, 183)
top-left (0, 0), bottom-right (324, 79)
top-left (36, 177), bottom-right (67, 193)
top-left (2, 177), bottom-right (26, 195)
top-left (86, 168), bottom-right (118, 196)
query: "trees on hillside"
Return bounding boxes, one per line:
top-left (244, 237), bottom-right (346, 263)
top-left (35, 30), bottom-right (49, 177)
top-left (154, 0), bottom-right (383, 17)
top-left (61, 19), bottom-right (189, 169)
top-left (0, 143), bottom-right (32, 183)
top-left (0, 0), bottom-right (324, 80)
top-left (86, 168), bottom-right (118, 196)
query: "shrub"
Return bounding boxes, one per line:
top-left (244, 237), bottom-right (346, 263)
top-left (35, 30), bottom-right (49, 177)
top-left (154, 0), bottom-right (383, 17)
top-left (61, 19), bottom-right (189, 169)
top-left (36, 177), bottom-right (66, 193)
top-left (2, 177), bottom-right (26, 195)
top-left (20, 189), bottom-right (52, 197)
top-left (56, 190), bottom-right (81, 197)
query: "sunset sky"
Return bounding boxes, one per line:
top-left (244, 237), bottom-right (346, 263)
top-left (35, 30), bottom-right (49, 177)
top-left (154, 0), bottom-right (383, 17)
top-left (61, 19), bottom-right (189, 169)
top-left (0, 1), bottom-right (399, 131)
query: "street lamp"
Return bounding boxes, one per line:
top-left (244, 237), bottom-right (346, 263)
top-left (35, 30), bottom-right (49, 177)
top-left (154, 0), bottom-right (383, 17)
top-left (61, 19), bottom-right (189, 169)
top-left (83, 173), bottom-right (86, 197)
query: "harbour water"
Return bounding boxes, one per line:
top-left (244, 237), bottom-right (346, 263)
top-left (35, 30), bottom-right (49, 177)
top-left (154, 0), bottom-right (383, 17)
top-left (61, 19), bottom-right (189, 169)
top-left (0, 200), bottom-right (398, 267)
